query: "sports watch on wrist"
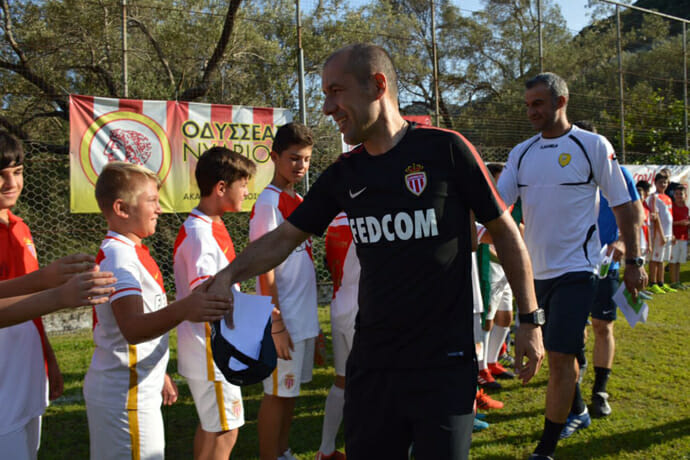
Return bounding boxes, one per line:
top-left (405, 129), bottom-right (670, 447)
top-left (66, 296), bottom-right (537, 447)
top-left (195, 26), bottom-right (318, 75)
top-left (519, 308), bottom-right (546, 326)
top-left (625, 257), bottom-right (645, 267)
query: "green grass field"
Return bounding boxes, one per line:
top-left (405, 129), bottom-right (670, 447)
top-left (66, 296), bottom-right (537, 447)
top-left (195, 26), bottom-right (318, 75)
top-left (41, 267), bottom-right (690, 460)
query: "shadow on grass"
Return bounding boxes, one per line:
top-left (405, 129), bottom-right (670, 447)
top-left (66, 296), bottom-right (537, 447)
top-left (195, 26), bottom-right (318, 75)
top-left (559, 417), bottom-right (690, 459)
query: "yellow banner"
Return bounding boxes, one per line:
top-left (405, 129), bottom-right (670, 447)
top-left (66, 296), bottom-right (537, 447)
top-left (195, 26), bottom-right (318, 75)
top-left (69, 95), bottom-right (291, 213)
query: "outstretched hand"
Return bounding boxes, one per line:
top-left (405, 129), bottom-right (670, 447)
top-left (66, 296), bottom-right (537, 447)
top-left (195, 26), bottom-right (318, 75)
top-left (43, 253), bottom-right (98, 288)
top-left (186, 277), bottom-right (233, 324)
top-left (514, 323), bottom-right (544, 384)
top-left (204, 272), bottom-right (235, 328)
top-left (58, 266), bottom-right (117, 307)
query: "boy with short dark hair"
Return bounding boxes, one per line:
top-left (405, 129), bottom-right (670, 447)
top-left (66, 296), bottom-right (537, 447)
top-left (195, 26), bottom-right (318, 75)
top-left (173, 147), bottom-right (256, 460)
top-left (250, 122), bottom-right (319, 460)
top-left (670, 185), bottom-right (689, 289)
top-left (648, 173), bottom-right (676, 294)
top-left (84, 161), bottom-right (231, 460)
top-left (0, 131), bottom-right (69, 458)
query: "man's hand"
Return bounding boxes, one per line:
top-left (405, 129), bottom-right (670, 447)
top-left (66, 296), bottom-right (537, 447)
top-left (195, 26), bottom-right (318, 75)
top-left (205, 271), bottom-right (235, 329)
top-left (623, 265), bottom-right (648, 301)
top-left (184, 278), bottom-right (233, 323)
top-left (514, 323), bottom-right (544, 384)
top-left (162, 373), bottom-right (178, 406)
top-left (57, 267), bottom-right (117, 308)
top-left (41, 253), bottom-right (98, 288)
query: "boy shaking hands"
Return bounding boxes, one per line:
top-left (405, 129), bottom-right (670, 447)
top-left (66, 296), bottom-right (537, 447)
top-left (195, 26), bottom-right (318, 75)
top-left (84, 162), bottom-right (230, 460)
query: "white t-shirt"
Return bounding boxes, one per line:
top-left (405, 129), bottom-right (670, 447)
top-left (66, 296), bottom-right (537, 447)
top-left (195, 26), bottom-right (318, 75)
top-left (249, 185), bottom-right (319, 342)
top-left (0, 321), bottom-right (47, 435)
top-left (84, 231), bottom-right (169, 410)
top-left (498, 125), bottom-right (631, 280)
top-left (325, 212), bottom-right (360, 333)
top-left (173, 209), bottom-right (235, 381)
top-left (647, 193), bottom-right (673, 239)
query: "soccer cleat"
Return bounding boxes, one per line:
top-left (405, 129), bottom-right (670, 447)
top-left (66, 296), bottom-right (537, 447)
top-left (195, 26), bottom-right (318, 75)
top-left (473, 416), bottom-right (490, 432)
top-left (649, 284), bottom-right (666, 294)
top-left (478, 368), bottom-right (502, 390)
top-left (488, 362), bottom-right (515, 379)
top-left (528, 455), bottom-right (554, 460)
top-left (315, 451), bottom-right (346, 460)
top-left (661, 284), bottom-right (678, 293)
top-left (499, 352), bottom-right (515, 367)
top-left (280, 448), bottom-right (300, 460)
top-left (670, 282), bottom-right (688, 290)
top-left (559, 408), bottom-right (591, 439)
top-left (476, 389), bottom-right (504, 410)
top-left (590, 391), bottom-right (612, 418)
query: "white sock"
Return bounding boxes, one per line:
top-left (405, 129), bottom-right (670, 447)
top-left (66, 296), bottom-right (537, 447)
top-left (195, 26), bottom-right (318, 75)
top-left (318, 384), bottom-right (344, 454)
top-left (478, 330), bottom-right (490, 370)
top-left (487, 326), bottom-right (510, 364)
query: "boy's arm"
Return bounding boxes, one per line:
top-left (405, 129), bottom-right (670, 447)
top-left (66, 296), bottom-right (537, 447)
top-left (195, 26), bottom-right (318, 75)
top-left (0, 253), bottom-right (99, 298)
top-left (111, 279), bottom-right (231, 344)
top-left (44, 338), bottom-right (64, 400)
top-left (258, 270), bottom-right (294, 360)
top-left (0, 270), bottom-right (116, 328)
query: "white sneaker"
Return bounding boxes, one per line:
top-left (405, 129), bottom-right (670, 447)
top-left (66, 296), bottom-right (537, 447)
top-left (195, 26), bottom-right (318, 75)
top-left (279, 448), bottom-right (300, 460)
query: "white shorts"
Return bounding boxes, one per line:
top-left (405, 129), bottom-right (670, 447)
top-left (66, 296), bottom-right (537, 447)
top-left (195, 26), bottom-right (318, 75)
top-left (187, 378), bottom-right (244, 432)
top-left (263, 338), bottom-right (314, 397)
top-left (86, 401), bottom-right (164, 460)
top-left (651, 234), bottom-right (672, 262)
top-left (670, 240), bottom-right (688, 264)
top-left (487, 281), bottom-right (513, 321)
top-left (0, 416), bottom-right (41, 460)
top-left (332, 325), bottom-right (355, 377)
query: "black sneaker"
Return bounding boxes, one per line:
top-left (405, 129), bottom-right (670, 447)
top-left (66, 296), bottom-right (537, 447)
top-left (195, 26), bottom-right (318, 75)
top-left (528, 454), bottom-right (554, 460)
top-left (591, 391), bottom-right (612, 418)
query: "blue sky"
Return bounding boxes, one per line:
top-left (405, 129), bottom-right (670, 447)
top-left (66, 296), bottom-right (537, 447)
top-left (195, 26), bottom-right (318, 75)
top-left (459, 0), bottom-right (591, 34)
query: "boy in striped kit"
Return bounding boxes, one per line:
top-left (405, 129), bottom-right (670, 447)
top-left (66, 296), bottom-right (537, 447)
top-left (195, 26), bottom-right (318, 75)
top-left (250, 122), bottom-right (319, 460)
top-left (173, 147), bottom-right (256, 459)
top-left (84, 162), bottom-right (231, 460)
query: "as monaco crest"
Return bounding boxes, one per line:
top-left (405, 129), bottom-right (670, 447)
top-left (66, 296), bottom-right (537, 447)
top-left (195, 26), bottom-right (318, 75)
top-left (405, 163), bottom-right (427, 196)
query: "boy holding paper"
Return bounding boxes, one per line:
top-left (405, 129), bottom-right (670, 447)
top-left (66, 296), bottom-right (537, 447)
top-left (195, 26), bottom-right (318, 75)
top-left (249, 122), bottom-right (319, 460)
top-left (173, 146), bottom-right (256, 460)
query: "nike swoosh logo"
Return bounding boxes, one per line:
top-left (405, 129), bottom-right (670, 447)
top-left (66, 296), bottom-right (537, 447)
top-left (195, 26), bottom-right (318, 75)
top-left (602, 309), bottom-right (614, 315)
top-left (349, 187), bottom-right (367, 199)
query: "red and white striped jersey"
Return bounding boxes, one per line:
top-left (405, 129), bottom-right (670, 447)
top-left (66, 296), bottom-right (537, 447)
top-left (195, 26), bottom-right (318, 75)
top-left (0, 212), bottom-right (49, 435)
top-left (325, 212), bottom-right (360, 332)
top-left (84, 231), bottom-right (169, 410)
top-left (250, 184), bottom-right (318, 342)
top-left (173, 208), bottom-right (235, 381)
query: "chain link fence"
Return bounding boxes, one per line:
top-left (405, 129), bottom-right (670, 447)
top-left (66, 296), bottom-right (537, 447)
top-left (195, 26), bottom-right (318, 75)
top-left (16, 140), bottom-right (340, 305)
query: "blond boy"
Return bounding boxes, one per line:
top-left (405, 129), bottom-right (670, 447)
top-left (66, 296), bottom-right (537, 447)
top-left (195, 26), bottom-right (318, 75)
top-left (84, 162), bottom-right (230, 460)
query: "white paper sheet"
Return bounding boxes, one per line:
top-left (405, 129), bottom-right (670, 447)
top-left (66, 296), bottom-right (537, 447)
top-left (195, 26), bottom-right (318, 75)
top-left (219, 288), bottom-right (274, 371)
top-left (612, 283), bottom-right (649, 328)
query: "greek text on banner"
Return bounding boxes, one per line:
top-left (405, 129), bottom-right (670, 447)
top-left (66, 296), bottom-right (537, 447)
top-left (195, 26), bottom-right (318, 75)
top-left (69, 95), bottom-right (292, 213)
